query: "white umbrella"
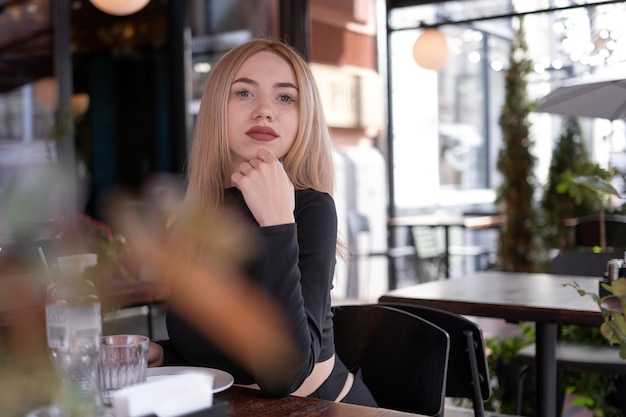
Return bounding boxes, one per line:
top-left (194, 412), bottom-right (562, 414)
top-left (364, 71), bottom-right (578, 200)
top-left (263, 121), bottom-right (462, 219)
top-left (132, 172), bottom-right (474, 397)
top-left (536, 73), bottom-right (626, 120)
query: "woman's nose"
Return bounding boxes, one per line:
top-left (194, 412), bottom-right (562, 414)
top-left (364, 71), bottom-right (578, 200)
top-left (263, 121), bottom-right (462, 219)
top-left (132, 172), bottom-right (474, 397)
top-left (253, 99), bottom-right (275, 121)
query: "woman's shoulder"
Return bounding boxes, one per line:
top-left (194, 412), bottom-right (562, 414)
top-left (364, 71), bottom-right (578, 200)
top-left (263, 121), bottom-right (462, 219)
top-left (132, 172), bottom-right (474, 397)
top-left (295, 189), bottom-right (334, 205)
top-left (295, 189), bottom-right (336, 219)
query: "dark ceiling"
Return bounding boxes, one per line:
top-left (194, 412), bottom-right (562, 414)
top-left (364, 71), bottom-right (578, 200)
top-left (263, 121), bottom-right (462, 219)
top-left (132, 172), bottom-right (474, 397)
top-left (0, 0), bottom-right (169, 94)
top-left (0, 0), bottom-right (454, 94)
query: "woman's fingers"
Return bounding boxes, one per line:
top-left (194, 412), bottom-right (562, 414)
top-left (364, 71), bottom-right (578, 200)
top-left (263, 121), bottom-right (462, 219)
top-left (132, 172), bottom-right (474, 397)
top-left (234, 151), bottom-right (276, 179)
top-left (147, 341), bottom-right (164, 367)
top-left (230, 150), bottom-right (294, 227)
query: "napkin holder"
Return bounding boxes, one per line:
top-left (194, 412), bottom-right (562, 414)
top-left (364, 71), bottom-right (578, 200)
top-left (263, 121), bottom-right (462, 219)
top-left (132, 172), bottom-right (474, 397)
top-left (599, 277), bottom-right (612, 298)
top-left (599, 258), bottom-right (623, 298)
top-left (112, 372), bottom-right (224, 417)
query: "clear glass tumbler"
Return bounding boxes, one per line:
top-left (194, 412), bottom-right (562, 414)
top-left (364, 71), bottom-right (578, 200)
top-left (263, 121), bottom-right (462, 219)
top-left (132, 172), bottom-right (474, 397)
top-left (98, 334), bottom-right (150, 405)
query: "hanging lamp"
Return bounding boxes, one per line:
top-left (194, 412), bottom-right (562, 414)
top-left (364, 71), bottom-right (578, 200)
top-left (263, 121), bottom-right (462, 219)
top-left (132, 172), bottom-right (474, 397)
top-left (89, 0), bottom-right (150, 16)
top-left (412, 27), bottom-right (450, 71)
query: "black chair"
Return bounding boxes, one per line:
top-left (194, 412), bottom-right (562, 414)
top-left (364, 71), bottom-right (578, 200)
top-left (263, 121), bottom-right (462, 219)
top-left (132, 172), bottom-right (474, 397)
top-left (347, 211), bottom-right (418, 293)
top-left (410, 224), bottom-right (493, 280)
top-left (379, 302), bottom-right (492, 417)
top-left (515, 250), bottom-right (626, 414)
top-left (573, 214), bottom-right (626, 249)
top-left (332, 304), bottom-right (450, 416)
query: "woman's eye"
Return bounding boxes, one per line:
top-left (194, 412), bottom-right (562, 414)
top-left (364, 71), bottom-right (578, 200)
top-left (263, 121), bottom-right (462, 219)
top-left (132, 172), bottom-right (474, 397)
top-left (235, 89), bottom-right (251, 98)
top-left (278, 94), bottom-right (295, 103)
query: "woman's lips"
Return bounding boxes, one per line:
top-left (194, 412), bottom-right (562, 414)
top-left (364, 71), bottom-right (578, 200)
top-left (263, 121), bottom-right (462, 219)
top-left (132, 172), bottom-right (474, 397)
top-left (246, 126), bottom-right (278, 141)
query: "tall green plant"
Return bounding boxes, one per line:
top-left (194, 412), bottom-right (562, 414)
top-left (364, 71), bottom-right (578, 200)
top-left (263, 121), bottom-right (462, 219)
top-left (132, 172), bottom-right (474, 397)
top-left (558, 166), bottom-right (620, 251)
top-left (539, 119), bottom-right (596, 252)
top-left (496, 18), bottom-right (537, 272)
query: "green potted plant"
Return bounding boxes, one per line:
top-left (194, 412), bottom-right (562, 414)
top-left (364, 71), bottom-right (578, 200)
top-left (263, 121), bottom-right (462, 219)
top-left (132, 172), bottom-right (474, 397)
top-left (484, 324), bottom-right (535, 415)
top-left (569, 279), bottom-right (626, 358)
top-left (566, 279), bottom-right (626, 416)
top-left (495, 17), bottom-right (538, 273)
top-left (539, 167), bottom-right (624, 416)
top-left (557, 166), bottom-right (620, 252)
top-left (539, 119), bottom-right (596, 254)
top-left (486, 17), bottom-right (541, 414)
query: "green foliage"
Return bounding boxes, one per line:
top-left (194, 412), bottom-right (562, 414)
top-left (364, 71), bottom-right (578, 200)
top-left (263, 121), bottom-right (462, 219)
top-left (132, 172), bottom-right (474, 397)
top-left (539, 120), bottom-right (596, 251)
top-left (538, 116), bottom-right (623, 417)
top-left (560, 325), bottom-right (621, 416)
top-left (568, 279), bottom-right (626, 359)
top-left (558, 167), bottom-right (620, 207)
top-left (563, 371), bottom-right (620, 417)
top-left (484, 323), bottom-right (535, 415)
top-left (496, 18), bottom-right (538, 272)
top-left (561, 323), bottom-right (621, 417)
top-left (485, 321), bottom-right (624, 417)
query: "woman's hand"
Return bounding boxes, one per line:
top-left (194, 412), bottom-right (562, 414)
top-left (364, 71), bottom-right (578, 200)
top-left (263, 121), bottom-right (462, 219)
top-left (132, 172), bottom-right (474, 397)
top-left (231, 148), bottom-right (295, 227)
top-left (148, 341), bottom-right (164, 368)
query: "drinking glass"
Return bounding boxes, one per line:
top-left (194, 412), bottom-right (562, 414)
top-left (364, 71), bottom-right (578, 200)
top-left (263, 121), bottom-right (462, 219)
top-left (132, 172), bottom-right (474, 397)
top-left (98, 334), bottom-right (149, 405)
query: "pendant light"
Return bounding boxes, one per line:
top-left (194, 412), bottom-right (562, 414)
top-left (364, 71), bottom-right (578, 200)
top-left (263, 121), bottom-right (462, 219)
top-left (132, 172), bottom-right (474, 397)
top-left (33, 77), bottom-right (58, 109)
top-left (412, 27), bottom-right (450, 71)
top-left (89, 0), bottom-right (150, 16)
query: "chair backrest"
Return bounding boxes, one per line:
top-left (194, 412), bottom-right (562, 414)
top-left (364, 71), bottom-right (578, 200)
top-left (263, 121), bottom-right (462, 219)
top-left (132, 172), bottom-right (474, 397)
top-left (573, 214), bottom-right (626, 249)
top-left (332, 304), bottom-right (450, 416)
top-left (380, 302), bottom-right (491, 417)
top-left (550, 249), bottom-right (624, 277)
top-left (411, 226), bottom-right (444, 259)
top-left (410, 227), bottom-right (445, 281)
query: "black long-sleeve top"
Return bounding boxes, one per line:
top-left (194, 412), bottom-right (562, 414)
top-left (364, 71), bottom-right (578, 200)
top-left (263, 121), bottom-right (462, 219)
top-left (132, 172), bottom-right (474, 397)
top-left (158, 187), bottom-right (338, 397)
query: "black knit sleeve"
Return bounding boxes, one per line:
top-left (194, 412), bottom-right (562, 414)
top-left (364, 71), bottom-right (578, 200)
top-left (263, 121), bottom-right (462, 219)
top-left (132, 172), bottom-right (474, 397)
top-left (251, 190), bottom-right (337, 396)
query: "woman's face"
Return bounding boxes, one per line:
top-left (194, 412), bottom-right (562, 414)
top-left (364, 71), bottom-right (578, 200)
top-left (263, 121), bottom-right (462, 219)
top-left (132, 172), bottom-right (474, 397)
top-left (227, 51), bottom-right (299, 170)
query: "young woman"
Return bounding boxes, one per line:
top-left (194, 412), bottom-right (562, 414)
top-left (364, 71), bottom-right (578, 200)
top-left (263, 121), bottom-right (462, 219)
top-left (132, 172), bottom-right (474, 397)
top-left (147, 38), bottom-right (377, 406)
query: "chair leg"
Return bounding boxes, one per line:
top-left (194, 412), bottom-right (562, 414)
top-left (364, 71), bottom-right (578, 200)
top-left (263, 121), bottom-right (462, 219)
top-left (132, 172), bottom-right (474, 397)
top-left (464, 331), bottom-right (485, 417)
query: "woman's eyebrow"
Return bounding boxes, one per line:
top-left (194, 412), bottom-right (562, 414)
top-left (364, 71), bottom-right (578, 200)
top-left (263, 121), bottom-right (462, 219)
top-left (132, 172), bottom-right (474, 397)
top-left (276, 82), bottom-right (298, 91)
top-left (232, 77), bottom-right (256, 85)
top-left (232, 78), bottom-right (298, 91)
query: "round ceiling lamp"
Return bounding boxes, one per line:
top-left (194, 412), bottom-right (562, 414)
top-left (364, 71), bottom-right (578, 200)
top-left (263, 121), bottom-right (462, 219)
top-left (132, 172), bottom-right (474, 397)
top-left (33, 77), bottom-right (58, 109)
top-left (72, 93), bottom-right (90, 116)
top-left (412, 28), bottom-right (450, 71)
top-left (89, 0), bottom-right (150, 16)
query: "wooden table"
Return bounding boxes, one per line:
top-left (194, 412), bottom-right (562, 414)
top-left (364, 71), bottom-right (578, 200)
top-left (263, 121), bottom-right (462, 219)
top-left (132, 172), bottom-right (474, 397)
top-left (388, 214), bottom-right (506, 279)
top-left (379, 271), bottom-right (603, 417)
top-left (215, 386), bottom-right (498, 417)
top-left (25, 386), bottom-right (511, 417)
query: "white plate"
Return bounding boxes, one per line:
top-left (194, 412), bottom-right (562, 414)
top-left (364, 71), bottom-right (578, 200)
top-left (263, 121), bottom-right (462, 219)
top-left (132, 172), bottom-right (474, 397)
top-left (146, 366), bottom-right (234, 393)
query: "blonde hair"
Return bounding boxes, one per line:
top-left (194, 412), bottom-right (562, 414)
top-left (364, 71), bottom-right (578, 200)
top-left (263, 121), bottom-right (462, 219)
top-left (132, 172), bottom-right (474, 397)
top-left (185, 38), bottom-right (335, 212)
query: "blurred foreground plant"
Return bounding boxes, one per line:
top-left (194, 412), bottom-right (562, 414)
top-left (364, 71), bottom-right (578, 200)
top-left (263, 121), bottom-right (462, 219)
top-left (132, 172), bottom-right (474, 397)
top-left (104, 189), bottom-right (301, 392)
top-left (568, 279), bottom-right (626, 359)
top-left (0, 276), bottom-right (56, 417)
top-left (53, 213), bottom-right (133, 280)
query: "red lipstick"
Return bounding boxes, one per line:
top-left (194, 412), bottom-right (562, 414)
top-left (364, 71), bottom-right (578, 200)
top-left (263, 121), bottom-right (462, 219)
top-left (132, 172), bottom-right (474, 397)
top-left (246, 126), bottom-right (278, 141)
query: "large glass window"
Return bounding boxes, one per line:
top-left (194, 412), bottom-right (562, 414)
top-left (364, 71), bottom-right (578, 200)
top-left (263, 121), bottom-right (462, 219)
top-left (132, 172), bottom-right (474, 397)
top-left (388, 1), bottom-right (626, 214)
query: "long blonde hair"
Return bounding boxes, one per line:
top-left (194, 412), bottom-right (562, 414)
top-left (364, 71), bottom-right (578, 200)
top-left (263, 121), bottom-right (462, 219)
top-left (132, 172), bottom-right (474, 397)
top-left (185, 38), bottom-right (335, 212)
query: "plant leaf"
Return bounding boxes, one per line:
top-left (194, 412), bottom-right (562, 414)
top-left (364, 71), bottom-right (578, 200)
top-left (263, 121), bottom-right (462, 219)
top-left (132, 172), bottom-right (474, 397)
top-left (611, 278), bottom-right (626, 297)
top-left (571, 175), bottom-right (621, 197)
top-left (612, 311), bottom-right (626, 335)
top-left (601, 322), bottom-right (619, 344)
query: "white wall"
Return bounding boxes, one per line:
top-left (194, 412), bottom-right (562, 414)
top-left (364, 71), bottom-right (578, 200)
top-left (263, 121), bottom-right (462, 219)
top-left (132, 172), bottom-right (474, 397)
top-left (333, 146), bottom-right (388, 301)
